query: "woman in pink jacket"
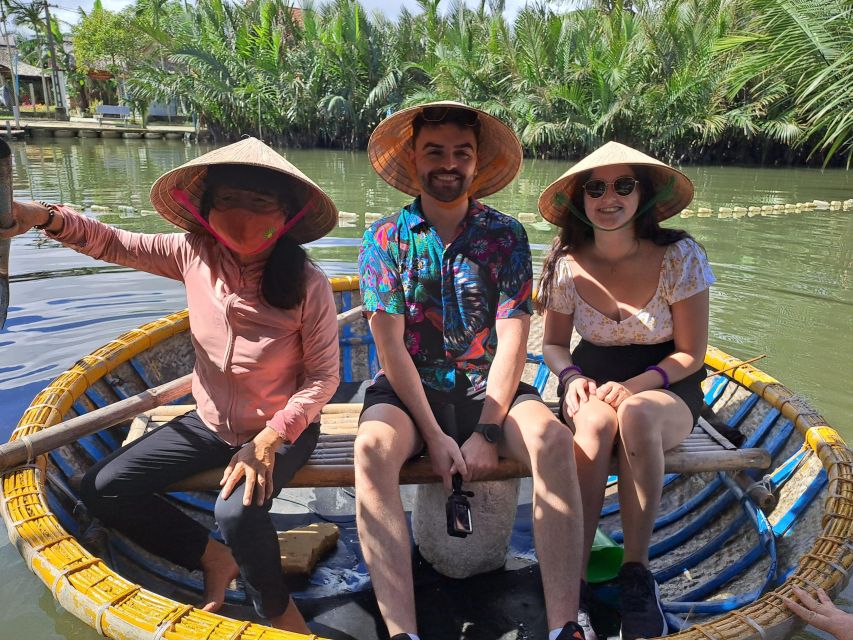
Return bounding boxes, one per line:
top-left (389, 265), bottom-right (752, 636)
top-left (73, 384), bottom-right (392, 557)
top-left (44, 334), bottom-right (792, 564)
top-left (1, 138), bottom-right (340, 634)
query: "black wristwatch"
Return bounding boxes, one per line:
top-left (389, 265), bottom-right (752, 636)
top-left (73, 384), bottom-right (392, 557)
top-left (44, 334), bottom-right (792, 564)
top-left (474, 422), bottom-right (502, 444)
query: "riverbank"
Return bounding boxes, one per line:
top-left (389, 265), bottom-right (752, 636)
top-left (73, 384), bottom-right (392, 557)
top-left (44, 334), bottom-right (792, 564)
top-left (3, 116), bottom-right (852, 169)
top-left (0, 116), bottom-right (205, 141)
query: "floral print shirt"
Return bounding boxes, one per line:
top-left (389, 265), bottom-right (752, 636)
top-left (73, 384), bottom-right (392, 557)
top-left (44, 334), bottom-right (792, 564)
top-left (546, 237), bottom-right (715, 346)
top-left (359, 197), bottom-right (533, 391)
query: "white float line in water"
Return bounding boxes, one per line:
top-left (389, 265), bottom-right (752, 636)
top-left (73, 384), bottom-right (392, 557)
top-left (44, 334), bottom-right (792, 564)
top-left (683, 199), bottom-right (853, 218)
top-left (60, 198), bottom-right (853, 226)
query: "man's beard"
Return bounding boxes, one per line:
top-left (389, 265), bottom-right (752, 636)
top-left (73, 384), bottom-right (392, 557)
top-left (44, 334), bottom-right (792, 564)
top-left (420, 169), bottom-right (472, 202)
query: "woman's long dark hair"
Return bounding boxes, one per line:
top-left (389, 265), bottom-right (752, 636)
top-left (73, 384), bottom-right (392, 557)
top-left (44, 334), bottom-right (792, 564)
top-left (200, 165), bottom-right (311, 310)
top-left (536, 166), bottom-right (691, 312)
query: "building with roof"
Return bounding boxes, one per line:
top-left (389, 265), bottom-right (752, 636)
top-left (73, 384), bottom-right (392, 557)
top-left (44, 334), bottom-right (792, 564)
top-left (0, 34), bottom-right (55, 108)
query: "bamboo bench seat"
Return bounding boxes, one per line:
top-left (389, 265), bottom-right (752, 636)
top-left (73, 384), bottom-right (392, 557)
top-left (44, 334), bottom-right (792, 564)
top-left (122, 404), bottom-right (771, 492)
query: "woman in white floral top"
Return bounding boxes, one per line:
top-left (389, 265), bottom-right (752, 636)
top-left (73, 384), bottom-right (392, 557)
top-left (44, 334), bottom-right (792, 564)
top-left (536, 142), bottom-right (715, 640)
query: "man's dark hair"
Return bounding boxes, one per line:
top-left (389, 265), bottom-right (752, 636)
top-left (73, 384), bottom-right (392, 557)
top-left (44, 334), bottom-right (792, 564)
top-left (411, 107), bottom-right (481, 146)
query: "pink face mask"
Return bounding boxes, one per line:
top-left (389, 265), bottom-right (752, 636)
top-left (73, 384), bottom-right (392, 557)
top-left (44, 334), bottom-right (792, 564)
top-left (171, 188), bottom-right (311, 255)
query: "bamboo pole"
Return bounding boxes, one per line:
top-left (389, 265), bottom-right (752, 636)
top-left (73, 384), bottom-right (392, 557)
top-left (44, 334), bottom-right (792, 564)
top-left (0, 374), bottom-right (193, 472)
top-left (705, 354), bottom-right (767, 379)
top-left (167, 446), bottom-right (775, 493)
top-left (335, 305), bottom-right (363, 328)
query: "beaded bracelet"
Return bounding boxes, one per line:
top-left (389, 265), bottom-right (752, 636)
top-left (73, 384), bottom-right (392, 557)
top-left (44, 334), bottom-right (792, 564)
top-left (645, 365), bottom-right (670, 389)
top-left (33, 202), bottom-right (57, 230)
top-left (558, 365), bottom-right (583, 386)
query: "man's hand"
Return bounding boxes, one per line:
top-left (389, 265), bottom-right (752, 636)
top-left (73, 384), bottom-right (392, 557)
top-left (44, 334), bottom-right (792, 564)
top-left (460, 432), bottom-right (499, 481)
top-left (425, 432), bottom-right (468, 490)
top-left (220, 427), bottom-right (283, 506)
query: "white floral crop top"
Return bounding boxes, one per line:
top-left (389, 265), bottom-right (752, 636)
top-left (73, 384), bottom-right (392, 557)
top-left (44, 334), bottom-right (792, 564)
top-left (546, 238), bottom-right (715, 346)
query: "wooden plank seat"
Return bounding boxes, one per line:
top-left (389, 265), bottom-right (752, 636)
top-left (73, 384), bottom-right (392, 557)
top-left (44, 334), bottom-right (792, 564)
top-left (122, 404), bottom-right (771, 492)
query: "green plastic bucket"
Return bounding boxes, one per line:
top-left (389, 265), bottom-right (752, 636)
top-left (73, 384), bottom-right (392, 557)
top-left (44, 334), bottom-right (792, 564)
top-left (586, 528), bottom-right (623, 583)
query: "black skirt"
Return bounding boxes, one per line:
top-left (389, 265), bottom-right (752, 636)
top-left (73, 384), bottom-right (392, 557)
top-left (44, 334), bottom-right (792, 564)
top-left (570, 339), bottom-right (705, 422)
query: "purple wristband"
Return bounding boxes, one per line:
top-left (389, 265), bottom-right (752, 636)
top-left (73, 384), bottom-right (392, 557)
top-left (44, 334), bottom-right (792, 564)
top-left (558, 365), bottom-right (583, 385)
top-left (645, 365), bottom-right (670, 389)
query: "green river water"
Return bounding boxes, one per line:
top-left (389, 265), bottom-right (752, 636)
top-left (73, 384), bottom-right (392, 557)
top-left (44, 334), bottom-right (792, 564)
top-left (0, 139), bottom-right (850, 639)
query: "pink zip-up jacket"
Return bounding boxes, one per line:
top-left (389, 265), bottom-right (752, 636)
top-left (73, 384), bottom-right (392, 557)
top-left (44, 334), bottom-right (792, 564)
top-left (49, 206), bottom-right (340, 446)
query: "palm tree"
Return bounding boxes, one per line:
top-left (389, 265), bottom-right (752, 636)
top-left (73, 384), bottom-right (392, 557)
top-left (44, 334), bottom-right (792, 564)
top-left (120, 0), bottom-right (851, 164)
top-left (718, 0), bottom-right (853, 165)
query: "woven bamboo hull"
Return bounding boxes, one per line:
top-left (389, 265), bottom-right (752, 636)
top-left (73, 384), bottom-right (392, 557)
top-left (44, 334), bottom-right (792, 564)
top-left (1, 275), bottom-right (851, 640)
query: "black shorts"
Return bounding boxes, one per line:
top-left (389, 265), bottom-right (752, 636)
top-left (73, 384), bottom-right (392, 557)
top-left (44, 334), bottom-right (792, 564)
top-left (361, 374), bottom-right (542, 445)
top-left (570, 339), bottom-right (705, 423)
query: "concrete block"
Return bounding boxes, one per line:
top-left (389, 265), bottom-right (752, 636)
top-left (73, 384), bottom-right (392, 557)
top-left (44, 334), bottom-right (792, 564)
top-left (412, 479), bottom-right (519, 579)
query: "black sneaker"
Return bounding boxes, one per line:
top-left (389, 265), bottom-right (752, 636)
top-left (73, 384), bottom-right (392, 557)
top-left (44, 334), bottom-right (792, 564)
top-left (618, 562), bottom-right (667, 640)
top-left (578, 581), bottom-right (598, 640)
top-left (555, 620), bottom-right (586, 640)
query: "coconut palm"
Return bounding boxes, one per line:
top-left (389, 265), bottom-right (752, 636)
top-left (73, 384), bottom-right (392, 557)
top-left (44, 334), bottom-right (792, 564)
top-left (718, 0), bottom-right (852, 165)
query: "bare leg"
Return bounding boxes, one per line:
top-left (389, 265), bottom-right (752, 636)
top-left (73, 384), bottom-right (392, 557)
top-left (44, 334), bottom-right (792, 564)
top-left (570, 397), bottom-right (619, 573)
top-left (502, 399), bottom-right (584, 630)
top-left (355, 404), bottom-right (422, 636)
top-left (616, 391), bottom-right (693, 565)
top-left (199, 538), bottom-right (240, 613)
top-left (268, 596), bottom-right (311, 634)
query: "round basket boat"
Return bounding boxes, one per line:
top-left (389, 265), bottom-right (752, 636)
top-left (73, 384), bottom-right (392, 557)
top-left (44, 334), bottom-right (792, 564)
top-left (1, 276), bottom-right (851, 640)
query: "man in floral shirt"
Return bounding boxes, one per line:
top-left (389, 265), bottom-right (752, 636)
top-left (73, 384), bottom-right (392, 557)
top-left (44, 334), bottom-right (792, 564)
top-left (356, 102), bottom-right (587, 640)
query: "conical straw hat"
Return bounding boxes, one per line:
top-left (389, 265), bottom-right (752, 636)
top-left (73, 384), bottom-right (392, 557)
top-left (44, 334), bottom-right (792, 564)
top-left (368, 101), bottom-right (522, 199)
top-left (150, 137), bottom-right (338, 244)
top-left (538, 141), bottom-right (694, 226)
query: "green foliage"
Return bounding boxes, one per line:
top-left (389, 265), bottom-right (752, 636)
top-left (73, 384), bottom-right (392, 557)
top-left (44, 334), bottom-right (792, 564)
top-left (103, 0), bottom-right (851, 164)
top-left (72, 6), bottom-right (144, 74)
top-left (719, 0), bottom-right (853, 166)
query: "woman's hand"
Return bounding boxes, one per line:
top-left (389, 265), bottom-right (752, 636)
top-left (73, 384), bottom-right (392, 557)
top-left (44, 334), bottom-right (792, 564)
top-left (595, 381), bottom-right (633, 409)
top-left (220, 427), bottom-right (283, 506)
top-left (783, 585), bottom-right (853, 639)
top-left (0, 201), bottom-right (51, 238)
top-left (562, 375), bottom-right (597, 417)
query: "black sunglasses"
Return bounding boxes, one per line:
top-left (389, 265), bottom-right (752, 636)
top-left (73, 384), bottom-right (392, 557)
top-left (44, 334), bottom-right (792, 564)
top-left (421, 106), bottom-right (479, 126)
top-left (582, 176), bottom-right (639, 198)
